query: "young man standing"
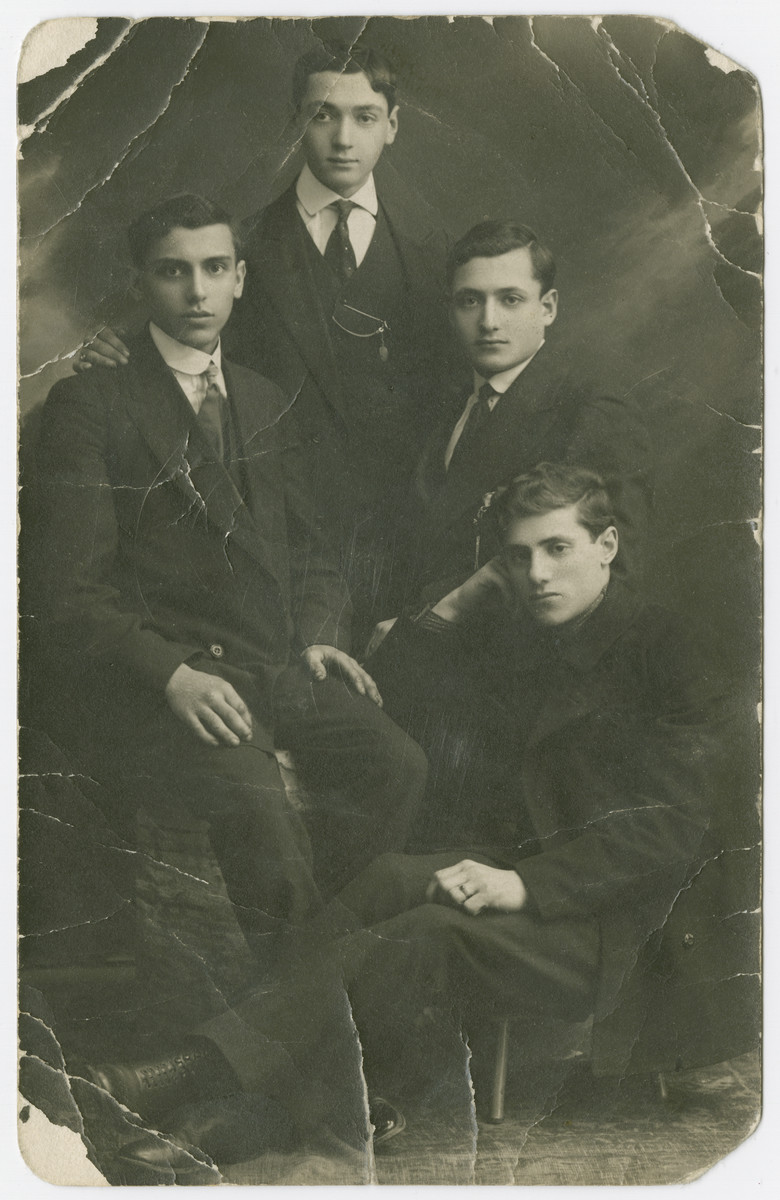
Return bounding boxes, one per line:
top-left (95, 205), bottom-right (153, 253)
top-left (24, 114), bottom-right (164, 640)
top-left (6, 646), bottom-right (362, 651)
top-left (33, 195), bottom-right (426, 973)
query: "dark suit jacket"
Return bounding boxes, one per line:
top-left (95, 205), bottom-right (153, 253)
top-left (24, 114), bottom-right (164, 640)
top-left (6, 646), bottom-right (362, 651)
top-left (368, 582), bottom-right (759, 1074)
top-left (402, 346), bottom-right (652, 605)
top-left (226, 170), bottom-right (451, 529)
top-left (33, 330), bottom-right (351, 753)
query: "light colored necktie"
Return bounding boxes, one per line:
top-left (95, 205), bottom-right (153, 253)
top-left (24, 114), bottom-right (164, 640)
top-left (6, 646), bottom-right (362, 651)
top-left (198, 362), bottom-right (225, 461)
top-left (324, 199), bottom-right (357, 282)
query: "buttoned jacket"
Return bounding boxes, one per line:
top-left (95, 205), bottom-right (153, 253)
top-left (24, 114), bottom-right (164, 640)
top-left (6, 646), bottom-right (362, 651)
top-left (34, 330), bottom-right (351, 751)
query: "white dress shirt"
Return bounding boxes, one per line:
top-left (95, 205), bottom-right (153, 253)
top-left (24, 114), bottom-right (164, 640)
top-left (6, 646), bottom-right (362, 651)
top-left (444, 342), bottom-right (545, 471)
top-left (149, 322), bottom-right (226, 414)
top-left (295, 164), bottom-right (378, 267)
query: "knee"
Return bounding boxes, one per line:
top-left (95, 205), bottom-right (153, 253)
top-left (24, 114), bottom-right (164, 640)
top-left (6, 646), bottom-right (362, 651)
top-left (411, 902), bottom-right (463, 939)
top-left (166, 746), bottom-right (286, 820)
top-left (376, 901), bottom-right (464, 958)
top-left (336, 852), bottom-right (427, 924)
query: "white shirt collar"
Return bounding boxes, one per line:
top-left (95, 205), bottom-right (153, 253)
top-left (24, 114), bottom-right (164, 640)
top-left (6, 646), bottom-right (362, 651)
top-left (149, 322), bottom-right (222, 375)
top-left (473, 339), bottom-right (545, 396)
top-left (295, 163), bottom-right (378, 218)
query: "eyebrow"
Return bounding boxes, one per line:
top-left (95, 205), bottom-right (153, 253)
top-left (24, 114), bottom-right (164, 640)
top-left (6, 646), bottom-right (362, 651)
top-left (454, 287), bottom-right (530, 298)
top-left (506, 536), bottom-right (574, 552)
top-left (308, 101), bottom-right (384, 114)
top-left (149, 255), bottom-right (233, 268)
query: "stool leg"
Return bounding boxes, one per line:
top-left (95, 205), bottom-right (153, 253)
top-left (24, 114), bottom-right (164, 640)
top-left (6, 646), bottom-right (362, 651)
top-left (487, 1019), bottom-right (510, 1123)
top-left (657, 1072), bottom-right (668, 1102)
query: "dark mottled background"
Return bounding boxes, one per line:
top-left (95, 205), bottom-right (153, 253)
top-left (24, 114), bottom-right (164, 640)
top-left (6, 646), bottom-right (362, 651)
top-left (18, 14), bottom-right (762, 680)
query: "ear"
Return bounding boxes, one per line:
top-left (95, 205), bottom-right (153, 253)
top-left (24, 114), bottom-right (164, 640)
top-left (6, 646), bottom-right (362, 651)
top-left (385, 105), bottom-right (399, 145)
top-left (541, 288), bottom-right (558, 326)
top-left (233, 260), bottom-right (246, 300)
top-left (598, 526), bottom-right (618, 565)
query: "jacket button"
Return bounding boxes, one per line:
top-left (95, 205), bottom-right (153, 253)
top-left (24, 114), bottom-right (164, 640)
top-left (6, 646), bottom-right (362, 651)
top-left (210, 644), bottom-right (224, 659)
top-left (683, 932), bottom-right (695, 946)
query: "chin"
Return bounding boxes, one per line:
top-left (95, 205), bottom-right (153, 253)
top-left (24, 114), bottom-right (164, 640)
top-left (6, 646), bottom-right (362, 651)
top-left (180, 331), bottom-right (219, 352)
top-left (323, 168), bottom-right (362, 191)
top-left (473, 355), bottom-right (511, 376)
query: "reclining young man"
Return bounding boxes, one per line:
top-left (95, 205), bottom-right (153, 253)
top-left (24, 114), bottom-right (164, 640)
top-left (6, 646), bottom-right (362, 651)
top-left (80, 462), bottom-right (740, 1173)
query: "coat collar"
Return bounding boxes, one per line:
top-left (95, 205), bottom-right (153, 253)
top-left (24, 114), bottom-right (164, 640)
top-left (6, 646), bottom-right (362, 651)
top-left (296, 163), bottom-right (379, 218)
top-left (471, 342), bottom-right (545, 397)
top-left (512, 580), bottom-right (645, 755)
top-left (148, 322), bottom-right (223, 375)
top-left (531, 578), bottom-right (644, 672)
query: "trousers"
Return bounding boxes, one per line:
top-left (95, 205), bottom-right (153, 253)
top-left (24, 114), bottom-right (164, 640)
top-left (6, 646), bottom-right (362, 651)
top-left (198, 850), bottom-right (600, 1132)
top-left (63, 666), bottom-right (427, 1028)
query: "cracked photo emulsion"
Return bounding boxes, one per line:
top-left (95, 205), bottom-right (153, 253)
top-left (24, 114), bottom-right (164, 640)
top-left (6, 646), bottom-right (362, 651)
top-left (17, 15), bottom-right (761, 1187)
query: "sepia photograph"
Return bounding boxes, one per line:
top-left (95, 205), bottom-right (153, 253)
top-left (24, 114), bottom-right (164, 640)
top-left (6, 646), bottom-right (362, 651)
top-left (15, 8), bottom-right (764, 1188)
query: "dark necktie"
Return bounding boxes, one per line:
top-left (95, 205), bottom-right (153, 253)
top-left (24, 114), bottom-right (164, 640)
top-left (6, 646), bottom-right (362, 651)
top-left (198, 361), bottom-right (225, 461)
top-left (323, 199), bottom-right (357, 282)
top-left (447, 381), bottom-right (497, 471)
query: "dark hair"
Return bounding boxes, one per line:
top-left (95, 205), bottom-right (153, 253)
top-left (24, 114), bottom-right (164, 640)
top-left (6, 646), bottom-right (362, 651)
top-left (447, 220), bottom-right (556, 295)
top-left (128, 194), bottom-right (242, 268)
top-left (492, 462), bottom-right (615, 541)
top-left (292, 44), bottom-right (397, 114)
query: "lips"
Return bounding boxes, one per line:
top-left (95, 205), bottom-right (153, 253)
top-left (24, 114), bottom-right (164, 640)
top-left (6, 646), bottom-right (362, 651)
top-left (183, 312), bottom-right (214, 320)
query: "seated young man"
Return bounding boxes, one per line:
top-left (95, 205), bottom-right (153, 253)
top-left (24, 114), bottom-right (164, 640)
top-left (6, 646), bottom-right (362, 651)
top-left (31, 194), bottom-right (427, 979)
top-left (80, 464), bottom-right (748, 1174)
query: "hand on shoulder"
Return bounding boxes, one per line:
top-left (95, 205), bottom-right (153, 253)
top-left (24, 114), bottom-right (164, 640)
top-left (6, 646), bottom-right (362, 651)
top-left (74, 327), bottom-right (130, 373)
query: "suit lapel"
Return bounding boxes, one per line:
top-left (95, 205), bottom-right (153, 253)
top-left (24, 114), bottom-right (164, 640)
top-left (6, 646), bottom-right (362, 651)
top-left (375, 162), bottom-right (446, 301)
top-left (246, 187), bottom-right (345, 418)
top-left (217, 360), bottom-right (292, 582)
top-left (123, 334), bottom-right (273, 577)
top-left (123, 334), bottom-right (207, 502)
top-left (426, 350), bottom-right (564, 532)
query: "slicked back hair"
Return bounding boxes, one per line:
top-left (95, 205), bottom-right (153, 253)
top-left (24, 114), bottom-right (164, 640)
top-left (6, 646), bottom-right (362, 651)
top-left (291, 44), bottom-right (397, 114)
top-left (447, 220), bottom-right (556, 296)
top-left (493, 462), bottom-right (615, 541)
top-left (128, 194), bottom-right (243, 269)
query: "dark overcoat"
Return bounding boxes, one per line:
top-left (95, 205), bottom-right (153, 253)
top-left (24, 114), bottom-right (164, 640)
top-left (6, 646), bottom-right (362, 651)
top-left (369, 581), bottom-right (760, 1074)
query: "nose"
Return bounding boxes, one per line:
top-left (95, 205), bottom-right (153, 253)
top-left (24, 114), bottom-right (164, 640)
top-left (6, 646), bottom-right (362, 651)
top-left (479, 297), bottom-right (500, 331)
top-left (332, 117), bottom-right (354, 148)
top-left (527, 550), bottom-right (551, 587)
top-left (188, 269), bottom-right (207, 303)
